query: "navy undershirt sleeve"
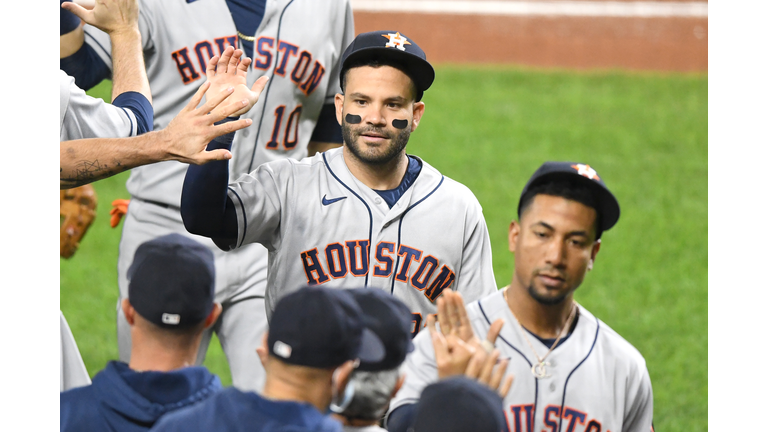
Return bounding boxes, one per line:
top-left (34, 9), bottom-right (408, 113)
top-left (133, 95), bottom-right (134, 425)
top-left (310, 103), bottom-right (343, 143)
top-left (60, 42), bottom-right (111, 90)
top-left (180, 119), bottom-right (239, 248)
top-left (112, 91), bottom-right (154, 134)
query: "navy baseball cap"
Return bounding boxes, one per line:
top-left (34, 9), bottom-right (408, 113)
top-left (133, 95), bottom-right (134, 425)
top-left (268, 286), bottom-right (386, 369)
top-left (340, 30), bottom-right (435, 102)
top-left (128, 234), bottom-right (216, 329)
top-left (517, 161), bottom-right (621, 234)
top-left (348, 288), bottom-right (414, 372)
top-left (412, 377), bottom-right (506, 432)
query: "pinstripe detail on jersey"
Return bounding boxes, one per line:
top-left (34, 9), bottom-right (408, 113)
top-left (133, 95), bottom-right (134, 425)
top-left (479, 300), bottom-right (540, 429)
top-left (322, 152), bottom-right (374, 286)
top-left (390, 176), bottom-right (445, 295)
top-left (247, 0), bottom-right (296, 173)
top-left (229, 186), bottom-right (248, 249)
top-left (557, 314), bottom-right (600, 432)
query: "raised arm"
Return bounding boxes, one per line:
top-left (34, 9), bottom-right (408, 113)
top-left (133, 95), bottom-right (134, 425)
top-left (180, 47), bottom-right (269, 247)
top-left (60, 81), bottom-right (250, 189)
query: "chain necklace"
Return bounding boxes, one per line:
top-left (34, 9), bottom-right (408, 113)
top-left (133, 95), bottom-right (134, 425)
top-left (503, 287), bottom-right (578, 379)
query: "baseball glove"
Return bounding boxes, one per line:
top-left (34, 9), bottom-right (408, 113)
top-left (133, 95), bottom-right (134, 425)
top-left (60, 185), bottom-right (98, 259)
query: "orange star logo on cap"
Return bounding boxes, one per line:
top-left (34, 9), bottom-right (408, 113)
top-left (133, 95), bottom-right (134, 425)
top-left (571, 164), bottom-right (600, 180)
top-left (382, 32), bottom-right (411, 51)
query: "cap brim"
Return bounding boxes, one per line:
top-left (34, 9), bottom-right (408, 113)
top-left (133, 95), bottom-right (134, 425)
top-left (519, 172), bottom-right (620, 233)
top-left (357, 327), bottom-right (386, 364)
top-left (343, 47), bottom-right (435, 94)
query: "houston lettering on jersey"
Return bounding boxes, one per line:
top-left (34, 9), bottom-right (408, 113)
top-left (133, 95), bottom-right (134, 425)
top-left (507, 404), bottom-right (608, 432)
top-left (252, 37), bottom-right (326, 95)
top-left (171, 35), bottom-right (238, 84)
top-left (300, 240), bottom-right (456, 302)
top-left (171, 36), bottom-right (325, 96)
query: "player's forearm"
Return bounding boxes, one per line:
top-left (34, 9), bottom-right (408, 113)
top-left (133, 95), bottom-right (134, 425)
top-left (180, 133), bottom-right (239, 240)
top-left (60, 132), bottom-right (166, 189)
top-left (109, 29), bottom-right (152, 104)
top-left (60, 26), bottom-right (85, 58)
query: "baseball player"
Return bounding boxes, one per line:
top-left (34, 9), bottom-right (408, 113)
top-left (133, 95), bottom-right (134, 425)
top-left (60, 0), bottom-right (152, 142)
top-left (386, 162), bottom-right (655, 432)
top-left (60, 0), bottom-right (354, 391)
top-left (180, 31), bottom-right (497, 335)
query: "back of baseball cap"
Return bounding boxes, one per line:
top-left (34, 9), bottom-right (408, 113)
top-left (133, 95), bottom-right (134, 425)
top-left (348, 288), bottom-right (414, 372)
top-left (268, 286), bottom-right (386, 369)
top-left (127, 234), bottom-right (216, 329)
top-left (412, 377), bottom-right (505, 432)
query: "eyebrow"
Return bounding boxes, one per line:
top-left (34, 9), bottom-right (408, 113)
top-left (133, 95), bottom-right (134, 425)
top-left (532, 221), bottom-right (590, 238)
top-left (348, 93), bottom-right (408, 103)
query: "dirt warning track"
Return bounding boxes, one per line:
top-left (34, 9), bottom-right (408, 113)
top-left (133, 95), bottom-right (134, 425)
top-left (351, 0), bottom-right (708, 72)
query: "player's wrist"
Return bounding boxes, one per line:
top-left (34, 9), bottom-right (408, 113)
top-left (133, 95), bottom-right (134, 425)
top-left (107, 26), bottom-right (141, 41)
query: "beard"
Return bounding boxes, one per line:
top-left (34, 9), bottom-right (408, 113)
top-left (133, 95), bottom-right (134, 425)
top-left (527, 283), bottom-right (569, 306)
top-left (341, 117), bottom-right (410, 165)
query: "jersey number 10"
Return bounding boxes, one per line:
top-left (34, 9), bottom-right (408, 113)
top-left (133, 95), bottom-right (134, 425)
top-left (266, 105), bottom-right (302, 150)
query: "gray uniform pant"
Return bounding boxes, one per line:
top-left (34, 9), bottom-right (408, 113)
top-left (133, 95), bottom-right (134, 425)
top-left (116, 198), bottom-right (269, 392)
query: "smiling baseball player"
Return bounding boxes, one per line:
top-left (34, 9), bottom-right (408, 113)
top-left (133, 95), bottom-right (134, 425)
top-left (60, 0), bottom-right (354, 392)
top-left (386, 162), bottom-right (654, 432)
top-left (180, 30), bottom-right (497, 335)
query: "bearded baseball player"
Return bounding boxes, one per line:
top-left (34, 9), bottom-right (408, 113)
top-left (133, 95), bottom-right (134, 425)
top-left (386, 162), bottom-right (655, 432)
top-left (60, 0), bottom-right (354, 392)
top-left (181, 30), bottom-right (497, 335)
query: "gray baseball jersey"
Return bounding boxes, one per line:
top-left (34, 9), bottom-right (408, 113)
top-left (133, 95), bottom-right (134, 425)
top-left (82, 0), bottom-right (353, 392)
top-left (60, 70), bottom-right (139, 141)
top-left (60, 311), bottom-right (91, 392)
top-left (226, 147), bottom-right (497, 334)
top-left (388, 290), bottom-right (654, 432)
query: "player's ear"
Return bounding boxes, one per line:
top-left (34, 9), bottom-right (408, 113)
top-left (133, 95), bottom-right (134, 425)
top-left (587, 239), bottom-right (601, 271)
top-left (204, 303), bottom-right (222, 329)
top-left (410, 101), bottom-right (425, 132)
top-left (122, 298), bottom-right (136, 326)
top-left (335, 93), bottom-right (345, 125)
top-left (256, 332), bottom-right (269, 367)
top-left (508, 220), bottom-right (521, 253)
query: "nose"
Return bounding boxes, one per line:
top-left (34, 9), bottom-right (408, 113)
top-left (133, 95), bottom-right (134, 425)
top-left (544, 239), bottom-right (566, 268)
top-left (363, 105), bottom-right (387, 127)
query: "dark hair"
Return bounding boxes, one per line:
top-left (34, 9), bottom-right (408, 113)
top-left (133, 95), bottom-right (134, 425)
top-left (518, 178), bottom-right (603, 240)
top-left (341, 56), bottom-right (420, 102)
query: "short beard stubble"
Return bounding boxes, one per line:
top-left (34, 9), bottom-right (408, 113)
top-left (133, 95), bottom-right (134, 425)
top-left (341, 117), bottom-right (411, 165)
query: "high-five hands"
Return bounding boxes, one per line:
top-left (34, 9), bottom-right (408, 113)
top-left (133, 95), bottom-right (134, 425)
top-left (205, 46), bottom-right (270, 117)
top-left (429, 290), bottom-right (514, 398)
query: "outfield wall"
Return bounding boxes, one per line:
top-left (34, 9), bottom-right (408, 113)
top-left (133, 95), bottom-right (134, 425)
top-left (351, 0), bottom-right (708, 72)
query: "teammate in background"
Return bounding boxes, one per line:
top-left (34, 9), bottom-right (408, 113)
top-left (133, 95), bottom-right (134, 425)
top-left (60, 0), bottom-right (152, 142)
top-left (386, 162), bottom-right (654, 432)
top-left (60, 0), bottom-right (259, 189)
top-left (331, 288), bottom-right (414, 431)
top-left (150, 286), bottom-right (386, 432)
top-left (181, 30), bottom-right (497, 335)
top-left (59, 0), bottom-right (355, 391)
top-left (60, 234), bottom-right (224, 432)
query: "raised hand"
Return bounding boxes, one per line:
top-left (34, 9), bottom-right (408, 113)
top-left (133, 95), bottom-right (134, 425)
top-left (61, 0), bottom-right (139, 36)
top-left (205, 46), bottom-right (269, 117)
top-left (161, 80), bottom-right (253, 165)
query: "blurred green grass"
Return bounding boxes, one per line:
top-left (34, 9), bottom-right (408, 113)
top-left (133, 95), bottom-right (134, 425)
top-left (61, 67), bottom-right (707, 430)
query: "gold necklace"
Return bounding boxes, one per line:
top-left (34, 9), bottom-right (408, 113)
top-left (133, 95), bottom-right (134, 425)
top-left (502, 287), bottom-right (578, 379)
